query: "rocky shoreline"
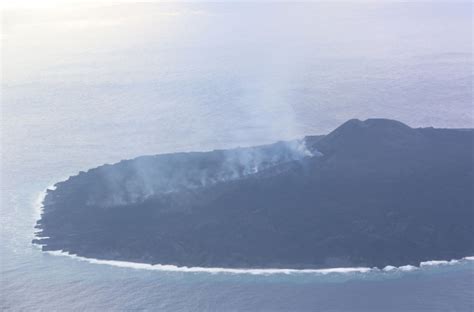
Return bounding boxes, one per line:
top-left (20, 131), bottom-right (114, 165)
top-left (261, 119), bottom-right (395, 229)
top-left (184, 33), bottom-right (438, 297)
top-left (33, 119), bottom-right (474, 269)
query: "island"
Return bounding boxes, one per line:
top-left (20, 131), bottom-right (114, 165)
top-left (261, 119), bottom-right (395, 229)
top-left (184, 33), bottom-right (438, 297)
top-left (33, 118), bottom-right (474, 269)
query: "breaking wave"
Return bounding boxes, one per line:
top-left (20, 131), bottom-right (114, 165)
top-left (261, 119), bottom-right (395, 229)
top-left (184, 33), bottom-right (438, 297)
top-left (43, 250), bottom-right (374, 275)
top-left (33, 183), bottom-right (474, 276)
top-left (39, 249), bottom-right (474, 276)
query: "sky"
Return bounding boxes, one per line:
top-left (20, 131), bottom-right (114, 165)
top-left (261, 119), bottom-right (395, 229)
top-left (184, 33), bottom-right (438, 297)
top-left (2, 0), bottom-right (470, 9)
top-left (1, 0), bottom-right (472, 153)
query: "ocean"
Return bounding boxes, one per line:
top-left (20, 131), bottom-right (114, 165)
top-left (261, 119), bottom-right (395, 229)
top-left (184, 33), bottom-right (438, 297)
top-left (1, 2), bottom-right (473, 311)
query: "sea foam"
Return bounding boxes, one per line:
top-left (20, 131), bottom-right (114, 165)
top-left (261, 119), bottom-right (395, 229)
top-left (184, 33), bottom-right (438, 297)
top-left (44, 250), bottom-right (374, 275)
top-left (42, 249), bottom-right (474, 276)
top-left (34, 184), bottom-right (474, 276)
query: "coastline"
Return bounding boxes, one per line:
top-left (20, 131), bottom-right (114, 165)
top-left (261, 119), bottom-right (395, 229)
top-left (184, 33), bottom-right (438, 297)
top-left (40, 248), bottom-right (474, 275)
top-left (33, 184), bottom-right (474, 275)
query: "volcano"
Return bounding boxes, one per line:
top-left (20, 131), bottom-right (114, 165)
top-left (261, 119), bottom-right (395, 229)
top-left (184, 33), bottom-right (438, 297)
top-left (33, 119), bottom-right (474, 269)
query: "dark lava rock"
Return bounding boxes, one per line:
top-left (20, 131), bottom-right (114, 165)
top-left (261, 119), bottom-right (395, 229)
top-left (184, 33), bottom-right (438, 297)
top-left (33, 119), bottom-right (474, 269)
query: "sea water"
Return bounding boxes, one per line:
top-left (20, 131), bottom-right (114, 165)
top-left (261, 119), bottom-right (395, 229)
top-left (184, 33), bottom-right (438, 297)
top-left (1, 2), bottom-right (473, 311)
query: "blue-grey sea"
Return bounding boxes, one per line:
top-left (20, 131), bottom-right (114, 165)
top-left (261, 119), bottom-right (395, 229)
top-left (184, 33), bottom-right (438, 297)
top-left (1, 2), bottom-right (473, 311)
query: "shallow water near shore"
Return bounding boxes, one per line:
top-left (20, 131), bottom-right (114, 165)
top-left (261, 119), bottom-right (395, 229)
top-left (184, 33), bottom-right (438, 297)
top-left (2, 133), bottom-right (473, 312)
